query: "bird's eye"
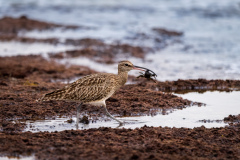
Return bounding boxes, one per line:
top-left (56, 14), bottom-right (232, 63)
top-left (125, 64), bottom-right (129, 66)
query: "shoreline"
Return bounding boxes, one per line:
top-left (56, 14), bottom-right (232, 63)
top-left (0, 16), bottom-right (239, 160)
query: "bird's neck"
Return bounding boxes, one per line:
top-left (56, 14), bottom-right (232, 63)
top-left (117, 71), bottom-right (128, 86)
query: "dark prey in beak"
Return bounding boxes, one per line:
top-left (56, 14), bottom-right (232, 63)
top-left (134, 65), bottom-right (157, 83)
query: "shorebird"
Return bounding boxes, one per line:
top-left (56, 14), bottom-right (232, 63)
top-left (38, 60), bottom-right (147, 127)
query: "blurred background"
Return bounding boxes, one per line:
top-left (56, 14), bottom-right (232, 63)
top-left (0, 0), bottom-right (240, 81)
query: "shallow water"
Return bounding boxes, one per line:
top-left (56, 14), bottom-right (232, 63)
top-left (1, 0), bottom-right (240, 80)
top-left (0, 41), bottom-right (78, 58)
top-left (0, 155), bottom-right (34, 160)
top-left (24, 91), bottom-right (240, 132)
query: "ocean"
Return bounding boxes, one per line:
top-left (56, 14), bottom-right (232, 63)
top-left (0, 0), bottom-right (240, 81)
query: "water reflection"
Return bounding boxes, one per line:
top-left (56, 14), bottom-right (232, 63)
top-left (24, 91), bottom-right (240, 132)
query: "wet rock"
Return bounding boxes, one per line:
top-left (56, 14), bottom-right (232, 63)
top-left (0, 82), bottom-right (7, 86)
top-left (0, 55), bottom-right (207, 123)
top-left (152, 28), bottom-right (183, 37)
top-left (198, 119), bottom-right (223, 123)
top-left (0, 55), bottom-right (96, 80)
top-left (139, 79), bottom-right (240, 93)
top-left (0, 16), bottom-right (79, 35)
top-left (0, 55), bottom-right (240, 159)
top-left (66, 119), bottom-right (74, 123)
top-left (0, 34), bottom-right (60, 44)
top-left (224, 114), bottom-right (240, 122)
top-left (0, 126), bottom-right (240, 159)
top-left (0, 120), bottom-right (26, 132)
top-left (0, 16), bottom-right (153, 63)
top-left (79, 116), bottom-right (90, 124)
top-left (52, 40), bottom-right (148, 63)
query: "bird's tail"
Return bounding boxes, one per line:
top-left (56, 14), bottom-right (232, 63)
top-left (37, 88), bottom-right (67, 102)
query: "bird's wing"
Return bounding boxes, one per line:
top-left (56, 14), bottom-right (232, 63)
top-left (62, 73), bottom-right (116, 102)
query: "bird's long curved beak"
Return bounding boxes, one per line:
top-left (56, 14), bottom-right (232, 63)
top-left (133, 65), bottom-right (148, 71)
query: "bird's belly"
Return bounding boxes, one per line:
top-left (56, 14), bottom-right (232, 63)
top-left (87, 100), bottom-right (105, 106)
top-left (86, 89), bottom-right (115, 106)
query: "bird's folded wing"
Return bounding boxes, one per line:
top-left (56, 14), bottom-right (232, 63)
top-left (63, 73), bottom-right (116, 102)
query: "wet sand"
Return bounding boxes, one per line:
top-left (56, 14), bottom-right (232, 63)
top-left (0, 16), bottom-right (240, 159)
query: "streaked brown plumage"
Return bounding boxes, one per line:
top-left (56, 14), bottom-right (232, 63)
top-left (38, 60), bottom-right (145, 127)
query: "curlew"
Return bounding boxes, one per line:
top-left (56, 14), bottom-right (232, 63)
top-left (38, 60), bottom-right (147, 127)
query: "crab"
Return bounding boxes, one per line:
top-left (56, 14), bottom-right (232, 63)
top-left (134, 66), bottom-right (157, 83)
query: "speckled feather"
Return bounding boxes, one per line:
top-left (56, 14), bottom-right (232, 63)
top-left (39, 61), bottom-right (132, 104)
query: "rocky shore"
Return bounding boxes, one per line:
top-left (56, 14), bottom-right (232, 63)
top-left (0, 16), bottom-right (239, 160)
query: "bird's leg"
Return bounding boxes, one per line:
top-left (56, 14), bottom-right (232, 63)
top-left (76, 103), bottom-right (82, 129)
top-left (103, 103), bottom-right (123, 125)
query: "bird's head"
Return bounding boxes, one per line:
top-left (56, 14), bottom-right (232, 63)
top-left (118, 60), bottom-right (145, 73)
